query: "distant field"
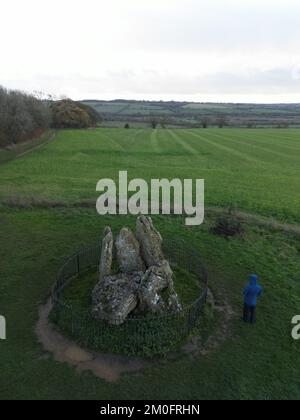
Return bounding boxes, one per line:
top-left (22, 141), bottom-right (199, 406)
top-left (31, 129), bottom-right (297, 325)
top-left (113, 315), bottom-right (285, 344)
top-left (83, 100), bottom-right (300, 127)
top-left (1, 128), bottom-right (300, 223)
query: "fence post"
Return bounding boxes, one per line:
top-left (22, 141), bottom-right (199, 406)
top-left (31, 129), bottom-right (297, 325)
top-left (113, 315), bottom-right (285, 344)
top-left (77, 254), bottom-right (80, 275)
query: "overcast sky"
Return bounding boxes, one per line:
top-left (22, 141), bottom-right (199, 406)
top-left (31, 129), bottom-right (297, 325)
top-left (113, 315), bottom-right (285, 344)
top-left (1, 0), bottom-right (300, 103)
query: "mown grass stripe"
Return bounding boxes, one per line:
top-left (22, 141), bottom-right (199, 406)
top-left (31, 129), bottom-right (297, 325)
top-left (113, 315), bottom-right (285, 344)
top-left (208, 130), bottom-right (299, 161)
top-left (187, 130), bottom-right (262, 163)
top-left (168, 129), bottom-right (199, 155)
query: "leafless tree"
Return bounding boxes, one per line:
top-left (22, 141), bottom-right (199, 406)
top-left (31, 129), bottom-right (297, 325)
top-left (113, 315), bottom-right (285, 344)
top-left (276, 121), bottom-right (289, 129)
top-left (0, 86), bottom-right (50, 148)
top-left (201, 116), bottom-right (210, 128)
top-left (149, 114), bottom-right (159, 129)
top-left (216, 114), bottom-right (229, 128)
top-left (159, 116), bottom-right (169, 129)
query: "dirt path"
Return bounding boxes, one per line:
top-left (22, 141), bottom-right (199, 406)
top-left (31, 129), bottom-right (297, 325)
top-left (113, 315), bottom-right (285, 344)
top-left (0, 132), bottom-right (56, 165)
top-left (207, 206), bottom-right (300, 236)
top-left (36, 289), bottom-right (234, 382)
top-left (2, 194), bottom-right (300, 238)
top-left (36, 300), bottom-right (146, 382)
top-left (16, 132), bottom-right (56, 160)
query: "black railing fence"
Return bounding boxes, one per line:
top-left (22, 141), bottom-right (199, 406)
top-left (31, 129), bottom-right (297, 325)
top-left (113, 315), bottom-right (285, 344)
top-left (51, 239), bottom-right (208, 356)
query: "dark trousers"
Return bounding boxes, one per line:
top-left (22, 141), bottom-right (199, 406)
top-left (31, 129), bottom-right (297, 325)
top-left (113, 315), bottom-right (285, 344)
top-left (243, 304), bottom-right (256, 324)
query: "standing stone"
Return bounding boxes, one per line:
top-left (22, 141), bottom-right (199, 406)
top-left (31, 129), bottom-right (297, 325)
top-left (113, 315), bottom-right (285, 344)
top-left (138, 260), bottom-right (181, 314)
top-left (138, 267), bottom-right (168, 314)
top-left (156, 260), bottom-right (174, 285)
top-left (168, 291), bottom-right (182, 312)
top-left (115, 227), bottom-right (145, 274)
top-left (99, 227), bottom-right (113, 282)
top-left (136, 216), bottom-right (164, 267)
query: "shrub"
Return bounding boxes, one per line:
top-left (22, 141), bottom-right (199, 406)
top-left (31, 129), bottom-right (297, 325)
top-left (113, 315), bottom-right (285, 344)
top-left (211, 208), bottom-right (244, 238)
top-left (76, 102), bottom-right (102, 126)
top-left (50, 99), bottom-right (101, 129)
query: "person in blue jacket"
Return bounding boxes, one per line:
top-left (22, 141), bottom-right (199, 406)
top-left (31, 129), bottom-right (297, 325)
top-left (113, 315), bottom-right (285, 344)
top-left (243, 274), bottom-right (263, 324)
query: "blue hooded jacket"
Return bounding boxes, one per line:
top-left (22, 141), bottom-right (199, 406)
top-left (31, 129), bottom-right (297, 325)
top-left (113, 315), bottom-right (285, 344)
top-left (244, 275), bottom-right (262, 307)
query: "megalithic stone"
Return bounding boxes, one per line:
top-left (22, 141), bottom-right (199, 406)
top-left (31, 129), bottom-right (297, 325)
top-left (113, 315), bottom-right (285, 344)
top-left (115, 227), bottom-right (145, 274)
top-left (92, 272), bottom-right (142, 325)
top-left (99, 226), bottom-right (113, 281)
top-left (136, 215), bottom-right (164, 267)
top-left (92, 218), bottom-right (182, 325)
top-left (138, 260), bottom-right (181, 314)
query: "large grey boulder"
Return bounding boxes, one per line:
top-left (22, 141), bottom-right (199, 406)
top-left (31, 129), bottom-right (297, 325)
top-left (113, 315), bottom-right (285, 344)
top-left (92, 272), bottom-right (143, 325)
top-left (138, 266), bottom-right (168, 314)
top-left (138, 260), bottom-right (181, 314)
top-left (136, 216), bottom-right (164, 267)
top-left (115, 227), bottom-right (145, 274)
top-left (167, 291), bottom-right (182, 312)
top-left (99, 227), bottom-right (113, 282)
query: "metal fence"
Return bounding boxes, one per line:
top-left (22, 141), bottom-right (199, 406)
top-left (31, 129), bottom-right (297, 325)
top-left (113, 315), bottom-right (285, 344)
top-left (51, 238), bottom-right (208, 356)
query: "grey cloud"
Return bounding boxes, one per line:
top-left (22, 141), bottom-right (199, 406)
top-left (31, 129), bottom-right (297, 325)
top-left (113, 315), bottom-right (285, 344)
top-left (127, 1), bottom-right (300, 53)
top-left (6, 67), bottom-right (299, 99)
top-left (85, 68), bottom-right (300, 95)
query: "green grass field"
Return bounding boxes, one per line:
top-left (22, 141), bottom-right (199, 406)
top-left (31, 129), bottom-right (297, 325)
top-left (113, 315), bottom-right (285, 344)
top-left (0, 128), bottom-right (300, 400)
top-left (0, 128), bottom-right (299, 222)
top-left (0, 130), bottom-right (55, 165)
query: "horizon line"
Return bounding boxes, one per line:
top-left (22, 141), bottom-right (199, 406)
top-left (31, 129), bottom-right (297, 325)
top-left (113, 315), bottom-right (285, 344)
top-left (79, 98), bottom-right (300, 106)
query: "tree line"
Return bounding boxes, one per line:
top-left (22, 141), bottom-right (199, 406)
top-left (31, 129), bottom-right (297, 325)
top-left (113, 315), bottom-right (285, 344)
top-left (0, 87), bottom-right (102, 148)
top-left (147, 113), bottom-right (230, 129)
top-left (0, 86), bottom-right (51, 147)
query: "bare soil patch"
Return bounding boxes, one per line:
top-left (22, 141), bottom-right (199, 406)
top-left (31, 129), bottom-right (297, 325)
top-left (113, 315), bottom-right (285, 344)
top-left (36, 300), bottom-right (146, 382)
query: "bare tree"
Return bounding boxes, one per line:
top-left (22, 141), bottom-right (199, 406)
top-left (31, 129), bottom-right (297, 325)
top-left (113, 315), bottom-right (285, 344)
top-left (201, 116), bottom-right (210, 128)
top-left (216, 114), bottom-right (229, 128)
top-left (149, 114), bottom-right (159, 129)
top-left (276, 121), bottom-right (289, 129)
top-left (0, 86), bottom-right (50, 148)
top-left (159, 116), bottom-right (169, 129)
